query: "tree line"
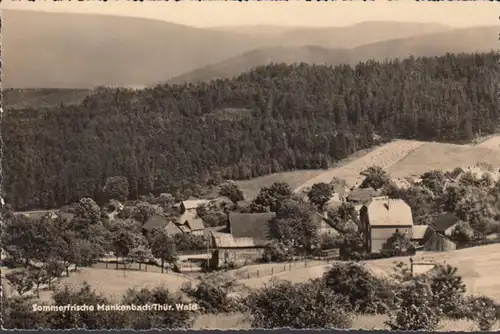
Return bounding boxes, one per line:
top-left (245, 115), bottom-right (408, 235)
top-left (3, 52), bottom-right (498, 210)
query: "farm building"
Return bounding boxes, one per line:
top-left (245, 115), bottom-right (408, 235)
top-left (432, 213), bottom-right (460, 237)
top-left (209, 232), bottom-right (265, 268)
top-left (359, 196), bottom-right (414, 253)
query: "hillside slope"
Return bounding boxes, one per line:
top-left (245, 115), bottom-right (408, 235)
top-left (169, 26), bottom-right (498, 84)
top-left (2, 10), bottom-right (275, 89)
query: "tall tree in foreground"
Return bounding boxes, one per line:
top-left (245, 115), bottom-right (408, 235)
top-left (149, 230), bottom-right (178, 273)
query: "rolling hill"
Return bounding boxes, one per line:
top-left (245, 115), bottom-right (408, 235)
top-left (2, 10), bottom-right (276, 89)
top-left (3, 11), bottom-right (454, 89)
top-left (169, 26), bottom-right (498, 84)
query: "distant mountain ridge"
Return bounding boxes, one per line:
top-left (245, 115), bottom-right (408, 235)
top-left (3, 10), bottom-right (457, 89)
top-left (169, 26), bottom-right (498, 85)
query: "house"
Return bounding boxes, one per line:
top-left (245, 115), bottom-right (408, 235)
top-left (227, 212), bottom-right (277, 244)
top-left (207, 212), bottom-right (277, 268)
top-left (346, 188), bottom-right (380, 205)
top-left (359, 196), bottom-right (413, 253)
top-left (209, 232), bottom-right (265, 268)
top-left (179, 210), bottom-right (205, 236)
top-left (143, 214), bottom-right (183, 235)
top-left (432, 213), bottom-right (460, 237)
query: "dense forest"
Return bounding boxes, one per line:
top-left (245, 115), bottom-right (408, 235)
top-left (3, 52), bottom-right (499, 210)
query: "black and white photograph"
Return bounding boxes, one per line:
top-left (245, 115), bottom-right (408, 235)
top-left (1, 0), bottom-right (500, 330)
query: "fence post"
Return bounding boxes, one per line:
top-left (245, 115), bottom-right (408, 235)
top-left (271, 268), bottom-right (273, 275)
top-left (305, 261), bottom-right (307, 267)
top-left (106, 261), bottom-right (108, 269)
top-left (284, 265), bottom-right (286, 271)
top-left (289, 263), bottom-right (292, 270)
top-left (247, 272), bottom-right (250, 279)
top-left (257, 270), bottom-right (259, 278)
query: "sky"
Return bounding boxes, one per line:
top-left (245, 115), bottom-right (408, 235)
top-left (2, 1), bottom-right (498, 28)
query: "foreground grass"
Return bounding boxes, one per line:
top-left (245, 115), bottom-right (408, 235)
top-left (34, 267), bottom-right (192, 303)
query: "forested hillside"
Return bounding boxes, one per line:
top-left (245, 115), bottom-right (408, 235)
top-left (3, 52), bottom-right (498, 210)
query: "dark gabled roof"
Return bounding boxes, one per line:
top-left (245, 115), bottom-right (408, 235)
top-left (143, 214), bottom-right (169, 231)
top-left (228, 212), bottom-right (276, 242)
top-left (432, 213), bottom-right (460, 233)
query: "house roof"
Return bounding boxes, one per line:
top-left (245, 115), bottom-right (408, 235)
top-left (365, 196), bottom-right (413, 227)
top-left (411, 225), bottom-right (430, 240)
top-left (211, 232), bottom-right (258, 248)
top-left (432, 213), bottom-right (460, 233)
top-left (228, 212), bottom-right (276, 242)
top-left (164, 221), bottom-right (183, 235)
top-left (143, 214), bottom-right (169, 231)
top-left (180, 210), bottom-right (205, 231)
top-left (347, 188), bottom-right (380, 204)
top-left (182, 199), bottom-right (210, 210)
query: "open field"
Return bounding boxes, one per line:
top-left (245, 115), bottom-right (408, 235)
top-left (387, 141), bottom-right (500, 179)
top-left (235, 144), bottom-right (381, 199)
top-left (33, 268), bottom-right (192, 303)
top-left (365, 244), bottom-right (500, 302)
top-left (295, 140), bottom-right (426, 191)
top-left (474, 135), bottom-right (500, 149)
top-left (236, 170), bottom-right (325, 199)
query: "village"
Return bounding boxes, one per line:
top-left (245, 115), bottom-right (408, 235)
top-left (6, 162), bottom-right (499, 278)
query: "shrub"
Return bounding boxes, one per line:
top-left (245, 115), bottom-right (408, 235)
top-left (181, 273), bottom-right (240, 314)
top-left (462, 295), bottom-right (499, 330)
top-left (386, 276), bottom-right (441, 331)
top-left (323, 262), bottom-right (393, 314)
top-left (428, 264), bottom-right (467, 319)
top-left (246, 278), bottom-right (352, 329)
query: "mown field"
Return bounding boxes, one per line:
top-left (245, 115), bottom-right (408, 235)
top-left (236, 136), bottom-right (500, 199)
